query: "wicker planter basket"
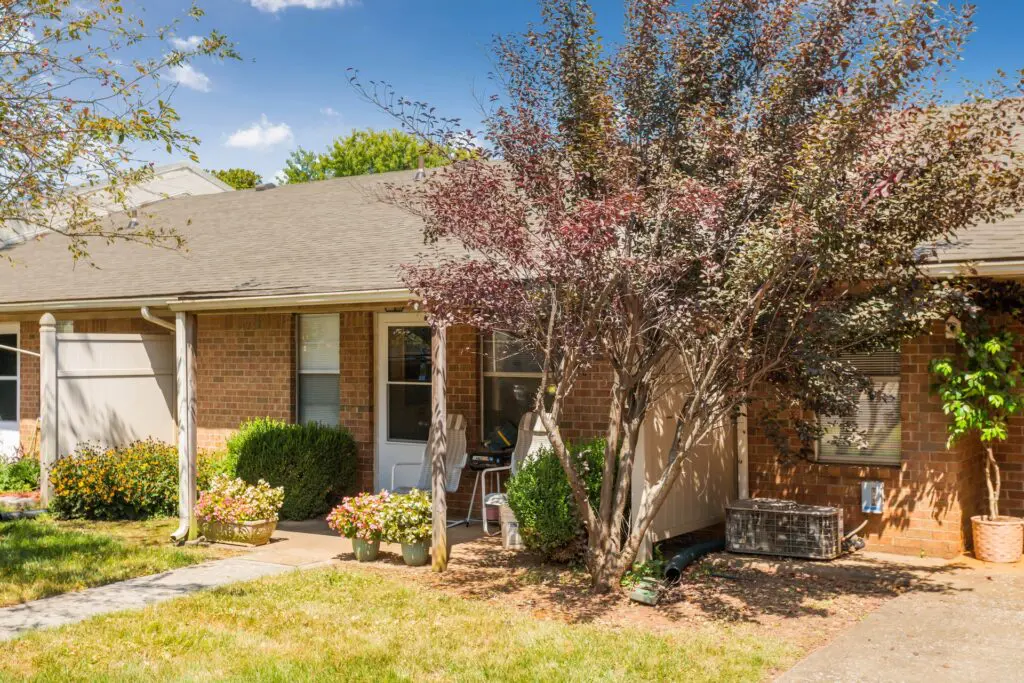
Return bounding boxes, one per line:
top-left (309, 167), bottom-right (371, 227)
top-left (199, 519), bottom-right (277, 547)
top-left (971, 516), bottom-right (1023, 563)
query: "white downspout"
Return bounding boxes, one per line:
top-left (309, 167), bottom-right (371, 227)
top-left (140, 306), bottom-right (176, 332)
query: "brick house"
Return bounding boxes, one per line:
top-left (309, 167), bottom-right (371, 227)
top-left (0, 168), bottom-right (1020, 557)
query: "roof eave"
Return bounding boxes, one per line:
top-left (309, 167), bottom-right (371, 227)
top-left (921, 260), bottom-right (1024, 278)
top-left (0, 288), bottom-right (416, 314)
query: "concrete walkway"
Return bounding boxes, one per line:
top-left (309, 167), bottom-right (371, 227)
top-left (779, 558), bottom-right (1024, 682)
top-left (0, 518), bottom-right (483, 642)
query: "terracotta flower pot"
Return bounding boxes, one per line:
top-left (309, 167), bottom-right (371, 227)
top-left (199, 519), bottom-right (276, 547)
top-left (352, 537), bottom-right (380, 562)
top-left (971, 516), bottom-right (1023, 563)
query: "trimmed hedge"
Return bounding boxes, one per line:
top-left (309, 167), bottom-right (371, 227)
top-left (50, 440), bottom-right (232, 520)
top-left (228, 418), bottom-right (357, 521)
top-left (505, 438), bottom-right (605, 562)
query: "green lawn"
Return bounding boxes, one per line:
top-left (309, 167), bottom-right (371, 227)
top-left (0, 568), bottom-right (795, 682)
top-left (0, 516), bottom-right (235, 607)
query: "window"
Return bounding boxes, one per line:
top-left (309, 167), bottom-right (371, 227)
top-left (297, 314), bottom-right (340, 426)
top-left (56, 321), bottom-right (74, 334)
top-left (0, 332), bottom-right (16, 423)
top-left (481, 332), bottom-right (544, 440)
top-left (385, 325), bottom-right (432, 442)
top-left (818, 349), bottom-right (901, 465)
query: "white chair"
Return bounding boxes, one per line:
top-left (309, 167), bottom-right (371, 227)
top-left (390, 414), bottom-right (468, 501)
top-left (468, 411), bottom-right (549, 534)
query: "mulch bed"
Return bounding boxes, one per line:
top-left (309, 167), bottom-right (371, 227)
top-left (338, 535), bottom-right (941, 652)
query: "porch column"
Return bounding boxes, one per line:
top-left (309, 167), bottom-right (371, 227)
top-left (736, 407), bottom-right (749, 499)
top-left (430, 323), bottom-right (448, 571)
top-left (39, 313), bottom-right (57, 506)
top-left (172, 312), bottom-right (198, 542)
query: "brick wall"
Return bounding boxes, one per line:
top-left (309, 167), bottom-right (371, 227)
top-left (195, 313), bottom-right (295, 450)
top-left (17, 322), bottom-right (39, 452)
top-left (339, 312), bottom-right (374, 492)
top-left (748, 321), bottom-right (990, 558)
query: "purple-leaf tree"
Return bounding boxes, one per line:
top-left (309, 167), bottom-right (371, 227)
top-left (356, 0), bottom-right (1024, 590)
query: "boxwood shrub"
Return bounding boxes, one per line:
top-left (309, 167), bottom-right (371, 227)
top-left (228, 418), bottom-right (357, 520)
top-left (50, 440), bottom-right (234, 520)
top-left (505, 438), bottom-right (605, 562)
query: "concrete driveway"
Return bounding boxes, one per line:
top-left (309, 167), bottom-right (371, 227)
top-left (779, 557), bottom-right (1024, 682)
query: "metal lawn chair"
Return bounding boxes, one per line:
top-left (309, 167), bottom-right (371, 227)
top-left (471, 411), bottom-right (549, 534)
top-left (390, 414), bottom-right (468, 513)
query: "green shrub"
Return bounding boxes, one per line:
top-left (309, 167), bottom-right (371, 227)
top-left (506, 438), bottom-right (605, 562)
top-left (0, 453), bottom-right (40, 492)
top-left (228, 418), bottom-right (357, 521)
top-left (49, 441), bottom-right (235, 520)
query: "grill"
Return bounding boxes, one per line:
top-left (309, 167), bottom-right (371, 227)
top-left (725, 498), bottom-right (844, 560)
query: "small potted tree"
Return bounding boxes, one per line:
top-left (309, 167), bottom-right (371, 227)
top-left (932, 326), bottom-right (1024, 563)
top-left (195, 475), bottom-right (284, 546)
top-left (380, 489), bottom-right (432, 566)
top-left (327, 492), bottom-right (388, 562)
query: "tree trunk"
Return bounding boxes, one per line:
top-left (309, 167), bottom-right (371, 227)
top-left (985, 445), bottom-right (1000, 520)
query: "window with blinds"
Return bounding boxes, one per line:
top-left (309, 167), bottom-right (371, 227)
top-left (818, 349), bottom-right (901, 465)
top-left (481, 331), bottom-right (544, 440)
top-left (297, 314), bottom-right (340, 426)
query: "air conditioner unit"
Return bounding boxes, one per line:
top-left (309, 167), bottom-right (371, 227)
top-left (726, 498), bottom-right (843, 560)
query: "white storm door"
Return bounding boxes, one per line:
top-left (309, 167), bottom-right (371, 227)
top-left (374, 313), bottom-right (432, 491)
top-left (0, 323), bottom-right (20, 459)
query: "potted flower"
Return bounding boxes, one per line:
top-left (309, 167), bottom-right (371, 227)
top-left (931, 325), bottom-right (1024, 563)
top-left (195, 475), bottom-right (284, 546)
top-left (380, 489), bottom-right (432, 566)
top-left (327, 491), bottom-right (388, 561)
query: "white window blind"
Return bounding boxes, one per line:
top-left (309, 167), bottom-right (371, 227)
top-left (298, 314), bottom-right (340, 426)
top-left (819, 349), bottom-right (901, 465)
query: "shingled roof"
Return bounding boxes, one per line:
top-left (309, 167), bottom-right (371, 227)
top-left (0, 168), bottom-right (455, 308)
top-left (0, 165), bottom-right (1022, 310)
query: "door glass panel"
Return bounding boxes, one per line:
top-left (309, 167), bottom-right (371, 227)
top-left (387, 384), bottom-right (431, 442)
top-left (0, 379), bottom-right (15, 422)
top-left (0, 334), bottom-right (16, 377)
top-left (388, 327), bottom-right (431, 382)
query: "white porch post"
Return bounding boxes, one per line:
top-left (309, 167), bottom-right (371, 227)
top-left (172, 312), bottom-right (198, 542)
top-left (736, 407), bottom-right (749, 499)
top-left (38, 313), bottom-right (57, 506)
top-left (430, 323), bottom-right (448, 572)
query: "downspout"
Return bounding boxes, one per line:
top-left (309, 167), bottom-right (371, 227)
top-left (140, 306), bottom-right (175, 332)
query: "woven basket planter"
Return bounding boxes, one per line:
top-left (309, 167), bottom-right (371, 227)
top-left (199, 519), bottom-right (277, 547)
top-left (971, 516), bottom-right (1023, 563)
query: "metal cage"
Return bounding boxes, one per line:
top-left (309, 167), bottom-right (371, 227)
top-left (725, 498), bottom-right (843, 560)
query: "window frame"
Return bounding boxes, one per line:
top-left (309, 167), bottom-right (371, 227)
top-left (295, 313), bottom-right (341, 427)
top-left (479, 331), bottom-right (544, 441)
top-left (0, 323), bottom-right (19, 428)
top-left (816, 349), bottom-right (902, 467)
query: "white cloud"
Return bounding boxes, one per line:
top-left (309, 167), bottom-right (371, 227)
top-left (170, 35), bottom-right (203, 50)
top-left (320, 106), bottom-right (340, 117)
top-left (169, 63), bottom-right (211, 92)
top-left (226, 115), bottom-right (294, 150)
top-left (250, 0), bottom-right (354, 11)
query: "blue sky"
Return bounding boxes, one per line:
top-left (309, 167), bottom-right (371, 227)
top-left (151, 0), bottom-right (1024, 182)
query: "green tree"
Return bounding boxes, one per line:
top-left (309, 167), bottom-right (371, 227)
top-left (281, 129), bottom-right (466, 184)
top-left (209, 168), bottom-right (262, 190)
top-left (931, 327), bottom-right (1024, 520)
top-left (0, 0), bottom-right (238, 261)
